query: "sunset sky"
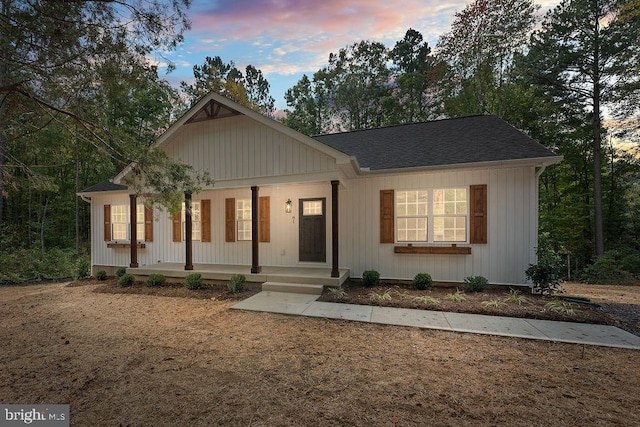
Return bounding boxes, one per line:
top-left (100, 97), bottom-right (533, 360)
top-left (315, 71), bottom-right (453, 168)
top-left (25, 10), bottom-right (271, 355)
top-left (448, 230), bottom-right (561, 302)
top-left (158, 0), bottom-right (560, 112)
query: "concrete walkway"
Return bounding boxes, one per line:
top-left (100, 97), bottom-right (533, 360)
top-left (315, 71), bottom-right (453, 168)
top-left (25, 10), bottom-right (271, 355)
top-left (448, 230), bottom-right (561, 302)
top-left (231, 291), bottom-right (640, 350)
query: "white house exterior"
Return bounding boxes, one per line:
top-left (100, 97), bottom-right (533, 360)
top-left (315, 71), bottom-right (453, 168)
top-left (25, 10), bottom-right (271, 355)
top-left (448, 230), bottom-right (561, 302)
top-left (80, 92), bottom-right (562, 286)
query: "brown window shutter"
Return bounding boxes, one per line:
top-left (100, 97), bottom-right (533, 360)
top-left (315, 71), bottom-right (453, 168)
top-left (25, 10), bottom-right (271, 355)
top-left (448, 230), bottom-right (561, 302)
top-left (225, 198), bottom-right (236, 242)
top-left (470, 184), bottom-right (488, 244)
top-left (172, 212), bottom-right (182, 242)
top-left (380, 190), bottom-right (395, 243)
top-left (144, 205), bottom-right (153, 242)
top-left (104, 205), bottom-right (111, 241)
top-left (201, 199), bottom-right (211, 242)
top-left (259, 196), bottom-right (270, 242)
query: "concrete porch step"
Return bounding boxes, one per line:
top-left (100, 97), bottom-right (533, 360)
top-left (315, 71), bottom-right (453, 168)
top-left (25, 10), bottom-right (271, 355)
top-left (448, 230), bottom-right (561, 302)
top-left (262, 282), bottom-right (324, 295)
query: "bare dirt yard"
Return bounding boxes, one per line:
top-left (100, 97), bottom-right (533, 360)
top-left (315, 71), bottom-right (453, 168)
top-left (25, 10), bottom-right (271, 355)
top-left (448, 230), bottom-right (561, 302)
top-left (1, 280), bottom-right (639, 426)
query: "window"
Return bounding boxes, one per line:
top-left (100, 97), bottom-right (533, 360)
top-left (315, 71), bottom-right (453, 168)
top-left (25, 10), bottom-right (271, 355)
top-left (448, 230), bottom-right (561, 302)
top-left (182, 201), bottom-right (201, 241)
top-left (236, 199), bottom-right (252, 241)
top-left (395, 188), bottom-right (467, 243)
top-left (433, 188), bottom-right (467, 242)
top-left (302, 200), bottom-right (323, 216)
top-left (111, 204), bottom-right (145, 241)
top-left (396, 190), bottom-right (428, 242)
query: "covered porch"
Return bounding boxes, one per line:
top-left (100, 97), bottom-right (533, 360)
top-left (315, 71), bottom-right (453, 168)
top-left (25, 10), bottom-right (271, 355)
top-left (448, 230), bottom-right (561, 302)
top-left (128, 263), bottom-right (350, 287)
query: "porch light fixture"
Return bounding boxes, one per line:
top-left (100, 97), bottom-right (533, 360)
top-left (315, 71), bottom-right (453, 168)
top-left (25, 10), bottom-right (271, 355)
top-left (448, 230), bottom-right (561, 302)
top-left (285, 199), bottom-right (292, 213)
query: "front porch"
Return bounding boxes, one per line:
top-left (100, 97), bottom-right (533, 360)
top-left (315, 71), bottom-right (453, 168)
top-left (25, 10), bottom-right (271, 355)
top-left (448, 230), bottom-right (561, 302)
top-left (128, 263), bottom-right (350, 287)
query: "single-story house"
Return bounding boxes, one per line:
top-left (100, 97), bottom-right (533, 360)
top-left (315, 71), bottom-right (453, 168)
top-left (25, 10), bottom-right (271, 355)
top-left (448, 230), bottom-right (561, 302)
top-left (79, 92), bottom-right (561, 286)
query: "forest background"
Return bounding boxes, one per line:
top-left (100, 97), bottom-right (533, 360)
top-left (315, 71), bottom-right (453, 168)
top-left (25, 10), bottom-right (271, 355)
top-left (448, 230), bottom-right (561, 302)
top-left (1, 0), bottom-right (638, 284)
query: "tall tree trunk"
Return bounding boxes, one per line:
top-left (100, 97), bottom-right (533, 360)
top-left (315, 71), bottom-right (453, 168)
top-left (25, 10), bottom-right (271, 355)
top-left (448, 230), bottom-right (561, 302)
top-left (592, 15), bottom-right (605, 256)
top-left (0, 0), bottom-right (7, 235)
top-left (41, 194), bottom-right (49, 252)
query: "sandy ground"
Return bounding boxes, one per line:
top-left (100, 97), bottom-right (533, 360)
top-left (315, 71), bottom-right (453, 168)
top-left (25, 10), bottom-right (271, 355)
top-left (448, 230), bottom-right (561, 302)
top-left (1, 282), bottom-right (639, 426)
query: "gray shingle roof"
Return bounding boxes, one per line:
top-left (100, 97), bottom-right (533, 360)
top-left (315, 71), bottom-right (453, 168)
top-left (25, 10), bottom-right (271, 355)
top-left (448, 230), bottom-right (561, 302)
top-left (80, 180), bottom-right (128, 193)
top-left (313, 115), bottom-right (558, 171)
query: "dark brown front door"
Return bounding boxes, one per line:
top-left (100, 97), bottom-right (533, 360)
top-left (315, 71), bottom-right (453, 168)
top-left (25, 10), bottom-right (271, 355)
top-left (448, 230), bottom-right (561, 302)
top-left (299, 198), bottom-right (326, 262)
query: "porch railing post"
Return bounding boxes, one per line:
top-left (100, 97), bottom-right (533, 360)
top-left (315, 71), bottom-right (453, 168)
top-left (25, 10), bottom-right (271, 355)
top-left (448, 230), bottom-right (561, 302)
top-left (331, 180), bottom-right (339, 278)
top-left (129, 194), bottom-right (138, 268)
top-left (184, 192), bottom-right (193, 271)
top-left (251, 186), bottom-right (261, 274)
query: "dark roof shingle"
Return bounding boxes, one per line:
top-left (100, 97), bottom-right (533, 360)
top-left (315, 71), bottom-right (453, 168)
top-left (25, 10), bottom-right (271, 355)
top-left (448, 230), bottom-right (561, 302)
top-left (314, 115), bottom-right (557, 171)
top-left (80, 180), bottom-right (128, 193)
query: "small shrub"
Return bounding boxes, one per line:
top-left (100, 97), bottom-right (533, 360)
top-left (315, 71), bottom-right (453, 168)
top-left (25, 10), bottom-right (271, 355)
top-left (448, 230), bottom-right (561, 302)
top-left (362, 270), bottom-right (380, 287)
top-left (227, 274), bottom-right (246, 293)
top-left (184, 273), bottom-right (202, 290)
top-left (504, 288), bottom-right (528, 305)
top-left (95, 270), bottom-right (108, 281)
top-left (145, 274), bottom-right (166, 287)
top-left (447, 289), bottom-right (467, 302)
top-left (369, 290), bottom-right (392, 302)
top-left (413, 273), bottom-right (433, 290)
top-left (463, 275), bottom-right (488, 292)
top-left (482, 299), bottom-right (507, 308)
top-left (525, 233), bottom-right (564, 295)
top-left (414, 295), bottom-right (440, 305)
top-left (118, 273), bottom-right (135, 287)
top-left (116, 267), bottom-right (127, 278)
top-left (581, 250), bottom-right (635, 284)
top-left (328, 287), bottom-right (347, 299)
top-left (546, 300), bottom-right (577, 316)
top-left (74, 256), bottom-right (91, 280)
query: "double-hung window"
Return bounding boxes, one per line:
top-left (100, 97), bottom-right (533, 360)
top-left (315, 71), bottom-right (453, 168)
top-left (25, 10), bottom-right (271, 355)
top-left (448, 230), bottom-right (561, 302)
top-left (111, 204), bottom-right (145, 241)
top-left (395, 188), bottom-right (468, 243)
top-left (182, 201), bottom-right (201, 241)
top-left (236, 199), bottom-right (252, 241)
top-left (396, 190), bottom-right (428, 242)
top-left (433, 188), bottom-right (467, 242)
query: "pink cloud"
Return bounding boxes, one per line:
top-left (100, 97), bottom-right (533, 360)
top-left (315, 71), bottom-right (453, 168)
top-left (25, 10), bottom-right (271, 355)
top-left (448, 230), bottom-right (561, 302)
top-left (190, 0), bottom-right (454, 45)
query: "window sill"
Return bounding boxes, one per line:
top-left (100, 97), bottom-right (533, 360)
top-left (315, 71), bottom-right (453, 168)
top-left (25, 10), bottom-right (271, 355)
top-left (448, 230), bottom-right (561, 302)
top-left (107, 242), bottom-right (146, 249)
top-left (394, 244), bottom-right (471, 255)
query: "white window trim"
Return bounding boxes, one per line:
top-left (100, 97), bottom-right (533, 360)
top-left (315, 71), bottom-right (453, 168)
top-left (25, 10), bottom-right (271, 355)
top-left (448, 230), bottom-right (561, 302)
top-left (396, 187), bottom-right (469, 244)
top-left (181, 201), bottom-right (201, 241)
top-left (111, 204), bottom-right (145, 242)
top-left (236, 199), bottom-right (252, 241)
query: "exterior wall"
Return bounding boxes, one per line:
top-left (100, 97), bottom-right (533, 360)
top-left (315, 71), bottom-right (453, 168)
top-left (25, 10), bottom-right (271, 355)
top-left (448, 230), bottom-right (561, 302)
top-left (339, 166), bottom-right (537, 285)
top-left (163, 116), bottom-right (337, 181)
top-left (90, 182), bottom-right (334, 270)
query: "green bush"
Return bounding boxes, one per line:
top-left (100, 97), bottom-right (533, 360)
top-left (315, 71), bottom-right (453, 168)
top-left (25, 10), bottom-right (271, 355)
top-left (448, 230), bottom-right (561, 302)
top-left (362, 270), bottom-right (380, 287)
top-left (118, 273), bottom-right (135, 287)
top-left (581, 250), bottom-right (635, 284)
top-left (463, 275), bottom-right (488, 292)
top-left (525, 233), bottom-right (563, 295)
top-left (0, 248), bottom-right (79, 284)
top-left (145, 274), bottom-right (166, 287)
top-left (184, 273), bottom-right (202, 290)
top-left (227, 274), bottom-right (246, 293)
top-left (413, 273), bottom-right (433, 290)
top-left (75, 255), bottom-right (91, 280)
top-left (95, 270), bottom-right (108, 281)
top-left (115, 267), bottom-right (127, 278)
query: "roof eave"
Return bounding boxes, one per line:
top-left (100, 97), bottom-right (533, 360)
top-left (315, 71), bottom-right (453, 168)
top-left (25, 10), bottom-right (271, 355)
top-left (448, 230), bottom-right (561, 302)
top-left (356, 155), bottom-right (564, 175)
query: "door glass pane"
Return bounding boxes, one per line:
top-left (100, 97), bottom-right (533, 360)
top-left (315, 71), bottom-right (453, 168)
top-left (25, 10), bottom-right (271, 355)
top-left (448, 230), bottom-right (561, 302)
top-left (303, 200), bottom-right (323, 216)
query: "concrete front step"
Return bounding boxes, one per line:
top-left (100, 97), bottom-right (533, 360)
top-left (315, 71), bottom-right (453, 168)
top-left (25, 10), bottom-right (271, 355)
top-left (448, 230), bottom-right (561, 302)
top-left (262, 282), bottom-right (324, 295)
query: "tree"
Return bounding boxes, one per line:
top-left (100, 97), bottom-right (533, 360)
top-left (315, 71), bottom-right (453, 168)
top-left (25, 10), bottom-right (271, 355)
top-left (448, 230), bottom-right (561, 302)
top-left (282, 74), bottom-right (327, 136)
top-left (524, 0), bottom-right (640, 256)
top-left (180, 56), bottom-right (275, 116)
top-left (0, 0), bottom-right (193, 236)
top-left (436, 0), bottom-right (538, 117)
top-left (389, 28), bottom-right (437, 123)
top-left (321, 40), bottom-right (393, 131)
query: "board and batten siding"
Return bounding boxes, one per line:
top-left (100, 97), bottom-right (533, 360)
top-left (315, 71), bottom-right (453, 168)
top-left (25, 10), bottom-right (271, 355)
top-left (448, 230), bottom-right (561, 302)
top-left (91, 182), bottom-right (334, 269)
top-left (163, 116), bottom-right (337, 181)
top-left (339, 166), bottom-right (537, 285)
